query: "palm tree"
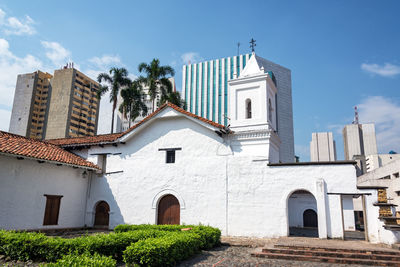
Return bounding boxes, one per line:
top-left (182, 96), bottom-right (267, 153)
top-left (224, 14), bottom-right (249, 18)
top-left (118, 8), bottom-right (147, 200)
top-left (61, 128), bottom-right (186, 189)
top-left (119, 81), bottom-right (148, 128)
top-left (159, 91), bottom-right (186, 109)
top-left (97, 67), bottom-right (131, 133)
top-left (138, 59), bottom-right (175, 112)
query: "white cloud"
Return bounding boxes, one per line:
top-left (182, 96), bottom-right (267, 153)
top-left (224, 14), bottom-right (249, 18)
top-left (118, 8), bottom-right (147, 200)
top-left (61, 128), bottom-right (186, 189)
top-left (181, 52), bottom-right (203, 64)
top-left (0, 108), bottom-right (11, 131)
top-left (358, 96), bottom-right (400, 154)
top-left (361, 63), bottom-right (400, 77)
top-left (41, 41), bottom-right (70, 67)
top-left (0, 9), bottom-right (36, 36)
top-left (0, 38), bottom-right (42, 108)
top-left (89, 55), bottom-right (121, 68)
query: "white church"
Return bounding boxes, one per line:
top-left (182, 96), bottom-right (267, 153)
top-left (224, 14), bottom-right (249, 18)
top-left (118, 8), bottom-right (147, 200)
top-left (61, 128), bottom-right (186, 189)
top-left (0, 53), bottom-right (398, 244)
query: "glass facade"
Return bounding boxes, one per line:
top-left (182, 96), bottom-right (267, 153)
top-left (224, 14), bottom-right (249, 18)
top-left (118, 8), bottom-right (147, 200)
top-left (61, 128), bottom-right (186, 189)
top-left (184, 54), bottom-right (250, 126)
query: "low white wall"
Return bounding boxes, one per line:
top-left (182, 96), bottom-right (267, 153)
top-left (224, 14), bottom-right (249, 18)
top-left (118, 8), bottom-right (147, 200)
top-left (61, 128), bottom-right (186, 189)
top-left (0, 155), bottom-right (88, 230)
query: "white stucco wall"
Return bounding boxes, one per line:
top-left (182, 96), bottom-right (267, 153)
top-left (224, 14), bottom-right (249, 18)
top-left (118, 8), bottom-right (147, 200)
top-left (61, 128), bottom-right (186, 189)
top-left (80, 114), bottom-right (357, 239)
top-left (0, 155), bottom-right (88, 230)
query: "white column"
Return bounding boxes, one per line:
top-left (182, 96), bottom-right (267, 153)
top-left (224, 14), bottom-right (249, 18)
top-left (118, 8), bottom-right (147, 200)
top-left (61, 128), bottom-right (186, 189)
top-left (192, 64), bottom-right (197, 114)
top-left (198, 63), bottom-right (202, 117)
top-left (221, 59), bottom-right (225, 124)
top-left (209, 61), bottom-right (214, 121)
top-left (187, 65), bottom-right (192, 112)
top-left (315, 178), bottom-right (328, 238)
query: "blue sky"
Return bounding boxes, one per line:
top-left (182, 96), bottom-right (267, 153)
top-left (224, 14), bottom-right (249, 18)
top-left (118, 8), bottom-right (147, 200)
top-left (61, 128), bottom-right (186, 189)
top-left (0, 1), bottom-right (399, 161)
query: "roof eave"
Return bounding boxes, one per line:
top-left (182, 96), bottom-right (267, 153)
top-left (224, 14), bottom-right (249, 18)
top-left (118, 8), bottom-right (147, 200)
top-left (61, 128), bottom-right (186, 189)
top-left (0, 151), bottom-right (99, 171)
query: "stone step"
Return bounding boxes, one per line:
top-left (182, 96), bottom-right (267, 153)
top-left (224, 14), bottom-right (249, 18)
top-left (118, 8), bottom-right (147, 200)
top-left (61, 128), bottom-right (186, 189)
top-left (251, 251), bottom-right (400, 266)
top-left (262, 248), bottom-right (400, 262)
top-left (274, 244), bottom-right (400, 256)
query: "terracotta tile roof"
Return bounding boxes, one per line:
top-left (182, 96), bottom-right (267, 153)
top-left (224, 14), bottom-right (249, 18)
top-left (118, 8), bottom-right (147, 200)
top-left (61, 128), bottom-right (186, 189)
top-left (47, 102), bottom-right (227, 147)
top-left (48, 133), bottom-right (122, 147)
top-left (0, 131), bottom-right (99, 169)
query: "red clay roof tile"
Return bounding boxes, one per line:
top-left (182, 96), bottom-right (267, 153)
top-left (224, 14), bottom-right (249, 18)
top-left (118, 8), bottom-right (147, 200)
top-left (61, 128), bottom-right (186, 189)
top-left (0, 131), bottom-right (99, 169)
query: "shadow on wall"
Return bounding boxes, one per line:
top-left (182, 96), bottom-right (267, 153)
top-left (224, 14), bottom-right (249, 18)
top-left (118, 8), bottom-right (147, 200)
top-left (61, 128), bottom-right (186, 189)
top-left (86, 173), bottom-right (124, 229)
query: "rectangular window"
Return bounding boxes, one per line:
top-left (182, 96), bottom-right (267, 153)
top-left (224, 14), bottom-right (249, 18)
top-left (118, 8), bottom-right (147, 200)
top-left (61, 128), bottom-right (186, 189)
top-left (207, 62), bottom-right (210, 119)
top-left (43, 195), bottom-right (62, 225)
top-left (224, 57), bottom-right (228, 126)
top-left (185, 66), bottom-right (189, 109)
top-left (166, 150), bottom-right (175, 163)
top-left (195, 63), bottom-right (199, 115)
top-left (190, 65), bottom-right (194, 113)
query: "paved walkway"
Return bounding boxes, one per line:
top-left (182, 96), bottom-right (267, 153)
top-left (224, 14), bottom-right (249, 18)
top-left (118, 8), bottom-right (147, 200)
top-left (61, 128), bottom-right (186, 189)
top-left (178, 236), bottom-right (399, 267)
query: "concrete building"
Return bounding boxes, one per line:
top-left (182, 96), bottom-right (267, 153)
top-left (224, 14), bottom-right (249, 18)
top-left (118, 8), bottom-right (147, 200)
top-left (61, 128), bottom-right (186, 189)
top-left (9, 66), bottom-right (101, 140)
top-left (366, 154), bottom-right (400, 172)
top-left (343, 123), bottom-right (378, 174)
top-left (310, 132), bottom-right (337, 162)
top-left (182, 53), bottom-right (294, 163)
top-left (9, 70), bottom-right (53, 139)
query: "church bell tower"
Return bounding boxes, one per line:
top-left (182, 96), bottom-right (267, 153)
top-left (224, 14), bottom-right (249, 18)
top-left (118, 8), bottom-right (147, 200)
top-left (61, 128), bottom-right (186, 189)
top-left (227, 53), bottom-right (281, 163)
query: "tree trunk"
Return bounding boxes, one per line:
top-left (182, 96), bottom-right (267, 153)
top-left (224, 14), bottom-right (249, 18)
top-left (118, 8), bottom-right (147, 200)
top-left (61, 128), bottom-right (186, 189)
top-left (111, 108), bottom-right (115, 134)
top-left (152, 98), bottom-right (155, 113)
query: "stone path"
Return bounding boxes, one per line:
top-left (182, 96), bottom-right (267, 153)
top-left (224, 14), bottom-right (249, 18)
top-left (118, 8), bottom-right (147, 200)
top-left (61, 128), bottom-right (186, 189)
top-left (178, 245), bottom-right (373, 267)
top-left (177, 236), bottom-right (398, 266)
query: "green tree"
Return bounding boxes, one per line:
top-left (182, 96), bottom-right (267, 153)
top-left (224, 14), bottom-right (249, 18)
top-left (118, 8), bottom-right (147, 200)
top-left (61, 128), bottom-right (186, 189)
top-left (138, 59), bottom-right (175, 112)
top-left (159, 91), bottom-right (186, 109)
top-left (119, 81), bottom-right (148, 128)
top-left (97, 67), bottom-right (131, 133)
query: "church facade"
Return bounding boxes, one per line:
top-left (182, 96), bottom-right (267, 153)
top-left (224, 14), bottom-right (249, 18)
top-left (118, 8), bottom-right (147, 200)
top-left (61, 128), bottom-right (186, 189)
top-left (1, 53), bottom-right (399, 244)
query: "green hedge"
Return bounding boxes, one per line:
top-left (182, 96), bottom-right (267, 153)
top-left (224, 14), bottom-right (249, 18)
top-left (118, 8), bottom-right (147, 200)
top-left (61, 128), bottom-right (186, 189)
top-left (123, 232), bottom-right (202, 266)
top-left (0, 229), bottom-right (166, 262)
top-left (115, 224), bottom-right (221, 249)
top-left (43, 252), bottom-right (116, 267)
top-left (114, 224), bottom-right (185, 233)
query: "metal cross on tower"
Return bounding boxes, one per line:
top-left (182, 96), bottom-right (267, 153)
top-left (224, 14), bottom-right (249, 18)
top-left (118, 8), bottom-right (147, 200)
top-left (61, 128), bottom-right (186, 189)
top-left (250, 38), bottom-right (256, 52)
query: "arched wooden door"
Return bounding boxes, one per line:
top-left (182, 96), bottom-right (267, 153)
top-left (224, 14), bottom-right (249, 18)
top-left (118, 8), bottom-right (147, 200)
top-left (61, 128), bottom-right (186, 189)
top-left (157, 194), bottom-right (180, 225)
top-left (303, 209), bottom-right (318, 228)
top-left (94, 201), bottom-right (110, 228)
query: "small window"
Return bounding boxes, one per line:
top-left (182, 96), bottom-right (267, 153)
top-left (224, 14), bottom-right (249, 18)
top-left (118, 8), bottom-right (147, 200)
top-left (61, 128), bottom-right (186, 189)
top-left (166, 150), bottom-right (175, 163)
top-left (43, 195), bottom-right (62, 225)
top-left (245, 99), bottom-right (252, 119)
top-left (394, 172), bottom-right (399, 178)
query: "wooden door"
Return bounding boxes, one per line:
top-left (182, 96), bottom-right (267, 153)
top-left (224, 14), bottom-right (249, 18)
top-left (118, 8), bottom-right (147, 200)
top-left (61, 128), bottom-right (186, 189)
top-left (157, 194), bottom-right (180, 225)
top-left (94, 201), bottom-right (110, 227)
top-left (303, 209), bottom-right (318, 228)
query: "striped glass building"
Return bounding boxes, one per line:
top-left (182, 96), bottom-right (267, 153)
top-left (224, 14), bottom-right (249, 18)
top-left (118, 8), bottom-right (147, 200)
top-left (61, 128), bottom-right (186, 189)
top-left (182, 53), bottom-right (295, 163)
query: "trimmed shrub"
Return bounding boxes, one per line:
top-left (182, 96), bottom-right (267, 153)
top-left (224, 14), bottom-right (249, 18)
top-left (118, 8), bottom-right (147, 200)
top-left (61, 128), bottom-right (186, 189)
top-left (43, 252), bottom-right (116, 267)
top-left (123, 232), bottom-right (202, 266)
top-left (114, 224), bottom-right (221, 249)
top-left (114, 224), bottom-right (184, 233)
top-left (0, 229), bottom-right (166, 262)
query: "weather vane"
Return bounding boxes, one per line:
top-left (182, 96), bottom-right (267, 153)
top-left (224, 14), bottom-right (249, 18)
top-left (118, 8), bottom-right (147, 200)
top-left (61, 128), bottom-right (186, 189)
top-left (250, 38), bottom-right (256, 52)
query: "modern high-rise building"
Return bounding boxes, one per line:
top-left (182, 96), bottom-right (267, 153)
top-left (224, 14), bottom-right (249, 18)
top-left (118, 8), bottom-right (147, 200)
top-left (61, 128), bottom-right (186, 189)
top-left (310, 132), bottom-right (337, 162)
top-left (343, 123), bottom-right (378, 160)
top-left (9, 66), bottom-right (101, 140)
top-left (343, 123), bottom-right (378, 175)
top-left (9, 70), bottom-right (53, 139)
top-left (182, 53), bottom-right (294, 163)
top-left (45, 66), bottom-right (100, 139)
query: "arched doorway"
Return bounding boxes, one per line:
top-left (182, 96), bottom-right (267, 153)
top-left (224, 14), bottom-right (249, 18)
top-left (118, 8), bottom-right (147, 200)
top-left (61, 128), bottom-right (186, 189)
top-left (94, 201), bottom-right (110, 228)
top-left (157, 194), bottom-right (180, 225)
top-left (303, 209), bottom-right (318, 227)
top-left (287, 190), bottom-right (318, 237)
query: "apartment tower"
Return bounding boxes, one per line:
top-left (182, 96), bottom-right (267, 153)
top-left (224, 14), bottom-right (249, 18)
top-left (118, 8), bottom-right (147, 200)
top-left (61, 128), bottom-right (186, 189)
top-left (45, 66), bottom-right (100, 139)
top-left (182, 53), bottom-right (294, 163)
top-left (310, 132), bottom-right (337, 162)
top-left (9, 71), bottom-right (52, 139)
top-left (9, 66), bottom-right (101, 139)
